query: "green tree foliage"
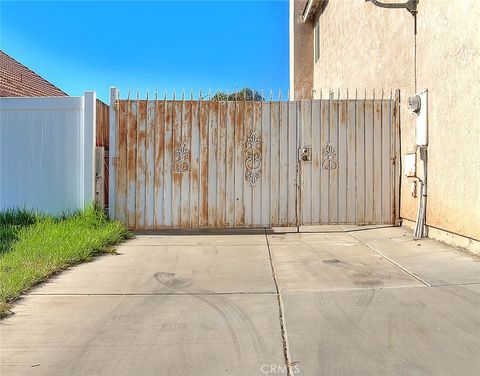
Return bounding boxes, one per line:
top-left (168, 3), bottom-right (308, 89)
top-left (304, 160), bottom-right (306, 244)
top-left (211, 87), bottom-right (264, 101)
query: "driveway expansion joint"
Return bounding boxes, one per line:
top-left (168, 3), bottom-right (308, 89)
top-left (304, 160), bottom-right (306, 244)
top-left (345, 229), bottom-right (432, 287)
top-left (27, 291), bottom-right (277, 297)
top-left (265, 229), bottom-right (294, 376)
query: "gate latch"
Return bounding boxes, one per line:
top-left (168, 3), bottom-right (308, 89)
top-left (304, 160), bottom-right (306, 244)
top-left (299, 146), bottom-right (312, 162)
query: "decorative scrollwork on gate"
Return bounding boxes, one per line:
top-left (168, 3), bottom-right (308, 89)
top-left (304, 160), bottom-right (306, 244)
top-left (245, 130), bottom-right (262, 186)
top-left (174, 142), bottom-right (190, 173)
top-left (322, 143), bottom-right (338, 170)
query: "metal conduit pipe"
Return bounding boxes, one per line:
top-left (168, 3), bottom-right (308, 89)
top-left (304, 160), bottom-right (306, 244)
top-left (414, 146), bottom-right (427, 239)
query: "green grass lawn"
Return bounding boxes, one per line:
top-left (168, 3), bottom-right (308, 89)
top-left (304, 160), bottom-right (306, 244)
top-left (0, 206), bottom-right (129, 317)
top-left (0, 209), bottom-right (38, 254)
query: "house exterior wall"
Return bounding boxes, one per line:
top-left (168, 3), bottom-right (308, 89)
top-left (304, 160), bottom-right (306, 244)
top-left (414, 1), bottom-right (480, 241)
top-left (289, 0), bottom-right (313, 99)
top-left (290, 0), bottom-right (480, 241)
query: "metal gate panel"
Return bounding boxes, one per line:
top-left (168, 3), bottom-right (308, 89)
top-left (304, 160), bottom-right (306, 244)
top-left (110, 89), bottom-right (399, 230)
top-left (112, 96), bottom-right (298, 229)
top-left (298, 97), bottom-right (397, 225)
top-left (299, 99), bottom-right (311, 224)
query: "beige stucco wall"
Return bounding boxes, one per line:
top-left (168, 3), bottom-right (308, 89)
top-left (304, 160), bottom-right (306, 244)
top-left (290, 0), bottom-right (313, 99)
top-left (292, 0), bottom-right (480, 241)
top-left (415, 0), bottom-right (480, 240)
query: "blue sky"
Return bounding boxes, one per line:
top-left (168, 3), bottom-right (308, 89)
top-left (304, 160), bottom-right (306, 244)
top-left (0, 0), bottom-right (289, 102)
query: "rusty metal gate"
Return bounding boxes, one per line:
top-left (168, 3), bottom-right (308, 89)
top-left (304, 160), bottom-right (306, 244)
top-left (108, 88), bottom-right (400, 229)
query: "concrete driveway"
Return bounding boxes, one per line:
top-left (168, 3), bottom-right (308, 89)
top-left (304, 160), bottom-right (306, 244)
top-left (2, 226), bottom-right (480, 375)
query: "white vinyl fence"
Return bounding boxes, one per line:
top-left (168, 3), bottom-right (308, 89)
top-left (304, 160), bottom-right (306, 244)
top-left (0, 93), bottom-right (96, 215)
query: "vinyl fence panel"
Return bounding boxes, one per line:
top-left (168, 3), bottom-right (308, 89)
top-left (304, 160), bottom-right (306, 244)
top-left (0, 93), bottom-right (96, 215)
